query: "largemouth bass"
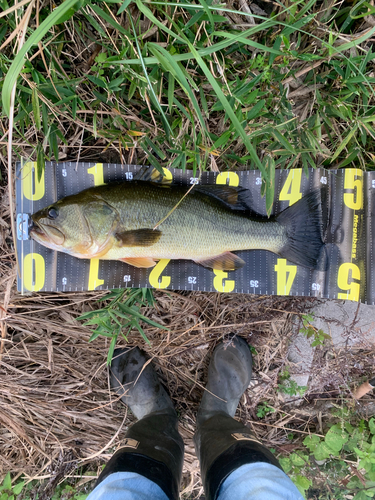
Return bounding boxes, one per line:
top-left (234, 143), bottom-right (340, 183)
top-left (30, 181), bottom-right (324, 270)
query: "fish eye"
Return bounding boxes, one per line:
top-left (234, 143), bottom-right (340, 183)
top-left (47, 207), bottom-right (58, 220)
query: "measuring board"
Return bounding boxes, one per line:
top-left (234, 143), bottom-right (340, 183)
top-left (15, 161), bottom-right (375, 303)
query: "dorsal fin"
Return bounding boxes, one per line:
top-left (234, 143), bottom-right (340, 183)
top-left (195, 185), bottom-right (265, 217)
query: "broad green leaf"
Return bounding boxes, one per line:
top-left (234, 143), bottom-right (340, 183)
top-left (279, 457), bottom-right (292, 473)
top-left (290, 453), bottom-right (307, 466)
top-left (313, 441), bottom-right (333, 461)
top-left (369, 418), bottom-right (375, 435)
top-left (324, 425), bottom-right (349, 454)
top-left (303, 434), bottom-right (320, 451)
top-left (294, 475), bottom-right (312, 496)
top-left (325, 425), bottom-right (348, 453)
top-left (12, 482), bottom-right (24, 495)
top-left (2, 473), bottom-right (11, 491)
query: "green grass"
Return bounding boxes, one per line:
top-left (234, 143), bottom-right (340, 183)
top-left (78, 287), bottom-right (167, 364)
top-left (2, 0), bottom-right (375, 200)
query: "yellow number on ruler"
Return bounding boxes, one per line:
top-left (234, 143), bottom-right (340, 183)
top-left (216, 172), bottom-right (240, 187)
top-left (22, 161), bottom-right (45, 201)
top-left (337, 263), bottom-right (360, 301)
top-left (212, 172), bottom-right (238, 290)
top-left (343, 169), bottom-right (363, 210)
top-left (150, 167), bottom-right (173, 183)
top-left (275, 259), bottom-right (297, 295)
top-left (23, 253), bottom-right (45, 291)
top-left (87, 164), bottom-right (105, 186)
top-left (213, 270), bottom-right (235, 293)
top-left (162, 168), bottom-right (173, 181)
top-left (279, 169), bottom-right (302, 206)
top-left (88, 258), bottom-right (104, 290)
top-left (149, 259), bottom-right (171, 289)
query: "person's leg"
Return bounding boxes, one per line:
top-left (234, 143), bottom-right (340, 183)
top-left (194, 336), bottom-right (303, 500)
top-left (88, 347), bottom-right (184, 500)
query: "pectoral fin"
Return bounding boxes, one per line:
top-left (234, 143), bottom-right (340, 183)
top-left (119, 257), bottom-right (157, 268)
top-left (115, 228), bottom-right (162, 247)
top-left (194, 252), bottom-right (245, 271)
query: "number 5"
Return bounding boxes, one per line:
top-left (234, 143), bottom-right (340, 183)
top-left (337, 263), bottom-right (360, 301)
top-left (343, 169), bottom-right (363, 210)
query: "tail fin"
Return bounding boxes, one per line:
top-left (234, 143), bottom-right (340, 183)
top-left (276, 190), bottom-right (324, 269)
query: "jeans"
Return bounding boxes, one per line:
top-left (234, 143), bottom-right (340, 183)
top-left (87, 462), bottom-right (304, 500)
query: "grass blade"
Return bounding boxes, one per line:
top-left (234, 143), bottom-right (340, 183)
top-left (2, 0), bottom-right (81, 116)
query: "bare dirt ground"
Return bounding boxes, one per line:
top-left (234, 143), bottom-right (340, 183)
top-left (1, 173), bottom-right (375, 498)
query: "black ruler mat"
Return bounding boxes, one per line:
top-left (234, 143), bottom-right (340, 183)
top-left (15, 161), bottom-right (374, 304)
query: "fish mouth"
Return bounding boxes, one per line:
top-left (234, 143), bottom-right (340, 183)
top-left (30, 221), bottom-right (65, 246)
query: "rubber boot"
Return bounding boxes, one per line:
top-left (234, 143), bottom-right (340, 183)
top-left (96, 347), bottom-right (184, 500)
top-left (194, 336), bottom-right (282, 500)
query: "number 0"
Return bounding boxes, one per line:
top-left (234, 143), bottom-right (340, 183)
top-left (23, 253), bottom-right (45, 291)
top-left (22, 162), bottom-right (45, 201)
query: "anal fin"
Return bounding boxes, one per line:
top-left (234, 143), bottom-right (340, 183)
top-left (194, 252), bottom-right (245, 271)
top-left (119, 257), bottom-right (157, 268)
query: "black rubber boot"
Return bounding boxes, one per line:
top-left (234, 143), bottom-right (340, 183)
top-left (194, 336), bottom-right (282, 500)
top-left (96, 347), bottom-right (184, 500)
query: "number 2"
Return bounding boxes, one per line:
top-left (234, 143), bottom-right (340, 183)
top-left (149, 259), bottom-right (171, 289)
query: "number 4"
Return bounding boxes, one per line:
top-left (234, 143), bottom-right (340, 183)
top-left (279, 169), bottom-right (302, 206)
top-left (275, 259), bottom-right (297, 295)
